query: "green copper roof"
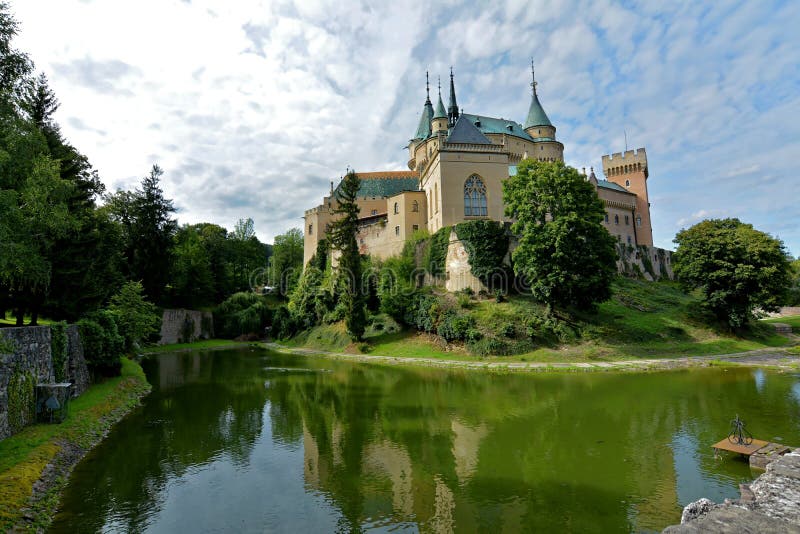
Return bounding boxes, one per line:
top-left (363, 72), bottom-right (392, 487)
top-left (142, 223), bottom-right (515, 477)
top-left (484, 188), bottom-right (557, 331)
top-left (335, 176), bottom-right (420, 199)
top-left (524, 92), bottom-right (552, 129)
top-left (597, 180), bottom-right (634, 194)
top-left (461, 113), bottom-right (535, 142)
top-left (433, 92), bottom-right (447, 119)
top-left (412, 100), bottom-right (434, 140)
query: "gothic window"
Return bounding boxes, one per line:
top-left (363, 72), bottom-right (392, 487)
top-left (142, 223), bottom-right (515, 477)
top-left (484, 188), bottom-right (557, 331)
top-left (636, 216), bottom-right (642, 227)
top-left (395, 226), bottom-right (400, 236)
top-left (434, 183), bottom-right (439, 213)
top-left (412, 200), bottom-right (419, 212)
top-left (625, 179), bottom-right (630, 187)
top-left (394, 202), bottom-right (399, 214)
top-left (464, 175), bottom-right (488, 217)
top-left (625, 215), bottom-right (630, 225)
top-left (604, 212), bottom-right (609, 223)
top-left (614, 214), bottom-right (619, 225)
top-left (308, 224), bottom-right (313, 235)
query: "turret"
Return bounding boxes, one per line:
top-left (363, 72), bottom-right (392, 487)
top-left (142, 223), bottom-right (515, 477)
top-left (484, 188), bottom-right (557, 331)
top-left (523, 62), bottom-right (557, 140)
top-left (447, 67), bottom-right (459, 127)
top-left (432, 77), bottom-right (448, 134)
top-left (411, 72), bottom-right (434, 142)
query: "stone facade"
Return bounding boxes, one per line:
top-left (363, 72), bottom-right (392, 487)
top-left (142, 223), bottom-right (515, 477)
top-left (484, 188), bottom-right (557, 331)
top-left (158, 309), bottom-right (214, 345)
top-left (0, 325), bottom-right (90, 441)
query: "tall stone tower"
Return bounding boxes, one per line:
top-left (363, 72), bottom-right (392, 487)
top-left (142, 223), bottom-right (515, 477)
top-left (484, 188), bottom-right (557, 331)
top-left (602, 148), bottom-right (653, 246)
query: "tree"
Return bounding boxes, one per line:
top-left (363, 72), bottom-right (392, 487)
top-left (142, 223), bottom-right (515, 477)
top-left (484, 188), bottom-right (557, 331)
top-left (503, 160), bottom-right (617, 312)
top-left (107, 165), bottom-right (177, 303)
top-left (673, 218), bottom-right (791, 329)
top-left (270, 228), bottom-right (304, 296)
top-left (788, 258), bottom-right (800, 306)
top-left (107, 281), bottom-right (160, 350)
top-left (228, 217), bottom-right (269, 293)
top-left (328, 170), bottom-right (366, 340)
top-left (168, 224), bottom-right (215, 308)
top-left (0, 2), bottom-right (32, 97)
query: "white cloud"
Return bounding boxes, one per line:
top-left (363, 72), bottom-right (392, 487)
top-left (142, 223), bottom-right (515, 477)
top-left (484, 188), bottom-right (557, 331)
top-left (9, 0), bottom-right (800, 256)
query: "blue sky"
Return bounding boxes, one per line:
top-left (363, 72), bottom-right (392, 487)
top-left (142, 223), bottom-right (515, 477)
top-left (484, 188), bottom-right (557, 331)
top-left (12, 0), bottom-right (800, 255)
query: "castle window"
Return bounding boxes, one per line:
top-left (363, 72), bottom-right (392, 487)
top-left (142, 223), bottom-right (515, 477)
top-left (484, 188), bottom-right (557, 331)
top-left (636, 216), bottom-right (642, 227)
top-left (308, 224), bottom-right (313, 235)
top-left (412, 200), bottom-right (419, 212)
top-left (614, 215), bottom-right (619, 225)
top-left (464, 175), bottom-right (488, 217)
top-left (394, 202), bottom-right (399, 214)
top-left (435, 183), bottom-right (439, 213)
top-left (625, 179), bottom-right (630, 187)
top-left (625, 215), bottom-right (630, 225)
top-left (371, 209), bottom-right (378, 216)
top-left (604, 212), bottom-right (609, 223)
top-left (413, 224), bottom-right (419, 231)
top-left (395, 226), bottom-right (400, 236)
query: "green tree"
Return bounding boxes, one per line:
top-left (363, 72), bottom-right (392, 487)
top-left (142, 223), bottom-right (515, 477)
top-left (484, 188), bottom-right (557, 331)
top-left (328, 170), bottom-right (366, 340)
top-left (107, 281), bottom-right (160, 350)
top-left (228, 217), bottom-right (269, 293)
top-left (503, 160), bottom-right (617, 312)
top-left (168, 224), bottom-right (215, 308)
top-left (673, 218), bottom-right (791, 329)
top-left (107, 165), bottom-right (177, 303)
top-left (0, 2), bottom-right (31, 97)
top-left (270, 228), bottom-right (304, 296)
top-left (788, 258), bottom-right (800, 306)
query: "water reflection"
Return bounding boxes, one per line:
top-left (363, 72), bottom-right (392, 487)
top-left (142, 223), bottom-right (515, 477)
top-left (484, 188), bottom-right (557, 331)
top-left (49, 349), bottom-right (800, 533)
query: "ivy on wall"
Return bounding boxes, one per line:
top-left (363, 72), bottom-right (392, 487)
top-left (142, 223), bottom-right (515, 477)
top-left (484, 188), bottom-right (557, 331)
top-left (50, 321), bottom-right (68, 382)
top-left (454, 220), bottom-right (510, 284)
top-left (423, 226), bottom-right (451, 278)
top-left (8, 368), bottom-right (36, 434)
top-left (638, 246), bottom-right (656, 280)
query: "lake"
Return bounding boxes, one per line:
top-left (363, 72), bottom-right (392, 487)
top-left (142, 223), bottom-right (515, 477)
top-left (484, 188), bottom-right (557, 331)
top-left (49, 347), bottom-right (800, 532)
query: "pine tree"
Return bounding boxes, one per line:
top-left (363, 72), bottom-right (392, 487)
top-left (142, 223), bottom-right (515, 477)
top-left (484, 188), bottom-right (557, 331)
top-left (328, 170), bottom-right (366, 341)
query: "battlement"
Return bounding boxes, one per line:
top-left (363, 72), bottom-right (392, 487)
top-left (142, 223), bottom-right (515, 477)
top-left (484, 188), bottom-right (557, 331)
top-left (602, 147), bottom-right (647, 176)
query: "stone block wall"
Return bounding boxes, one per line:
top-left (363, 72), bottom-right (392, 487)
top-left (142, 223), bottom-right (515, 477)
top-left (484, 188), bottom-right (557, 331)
top-left (158, 309), bottom-right (214, 345)
top-left (0, 325), bottom-right (90, 441)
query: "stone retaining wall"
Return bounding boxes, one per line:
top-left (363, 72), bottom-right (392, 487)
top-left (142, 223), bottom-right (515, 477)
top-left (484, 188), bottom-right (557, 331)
top-left (0, 325), bottom-right (90, 441)
top-left (158, 309), bottom-right (214, 345)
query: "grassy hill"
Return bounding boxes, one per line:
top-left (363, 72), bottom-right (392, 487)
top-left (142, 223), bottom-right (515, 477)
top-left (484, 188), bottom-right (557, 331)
top-left (285, 278), bottom-right (791, 363)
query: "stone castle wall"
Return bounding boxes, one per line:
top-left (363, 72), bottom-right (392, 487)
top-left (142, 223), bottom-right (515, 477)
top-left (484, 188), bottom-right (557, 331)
top-left (158, 309), bottom-right (214, 345)
top-left (0, 325), bottom-right (90, 441)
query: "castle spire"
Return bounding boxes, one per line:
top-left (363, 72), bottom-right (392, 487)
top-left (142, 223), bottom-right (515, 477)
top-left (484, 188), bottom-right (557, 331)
top-left (425, 71), bottom-right (431, 104)
top-left (411, 71), bottom-right (434, 140)
top-left (433, 76), bottom-right (447, 120)
top-left (448, 67), bottom-right (459, 127)
top-left (524, 60), bottom-right (552, 129)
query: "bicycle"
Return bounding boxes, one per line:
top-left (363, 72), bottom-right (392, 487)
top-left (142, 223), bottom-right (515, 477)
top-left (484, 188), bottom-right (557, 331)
top-left (727, 414), bottom-right (753, 446)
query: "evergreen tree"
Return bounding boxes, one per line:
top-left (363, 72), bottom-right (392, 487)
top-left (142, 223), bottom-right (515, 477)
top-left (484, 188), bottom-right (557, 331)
top-left (504, 160), bottom-right (617, 312)
top-left (328, 170), bottom-right (366, 340)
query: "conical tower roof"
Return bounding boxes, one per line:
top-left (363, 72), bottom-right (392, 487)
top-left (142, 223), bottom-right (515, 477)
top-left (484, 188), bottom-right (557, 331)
top-left (433, 77), bottom-right (447, 119)
top-left (412, 72), bottom-right (435, 140)
top-left (524, 62), bottom-right (553, 129)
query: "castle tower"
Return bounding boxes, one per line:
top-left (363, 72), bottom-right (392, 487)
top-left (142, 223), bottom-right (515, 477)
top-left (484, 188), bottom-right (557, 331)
top-left (411, 72), bottom-right (434, 142)
top-left (602, 148), bottom-right (653, 246)
top-left (523, 62), bottom-right (564, 162)
top-left (432, 77), bottom-right (448, 134)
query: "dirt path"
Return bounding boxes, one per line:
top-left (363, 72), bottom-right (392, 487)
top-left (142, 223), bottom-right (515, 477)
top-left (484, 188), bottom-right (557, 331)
top-left (263, 343), bottom-right (800, 373)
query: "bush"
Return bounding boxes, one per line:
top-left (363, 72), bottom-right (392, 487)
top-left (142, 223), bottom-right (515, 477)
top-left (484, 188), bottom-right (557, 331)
top-left (215, 292), bottom-right (273, 338)
top-left (436, 311), bottom-right (476, 342)
top-left (457, 292), bottom-right (472, 309)
top-left (524, 312), bottom-right (573, 344)
top-left (467, 336), bottom-right (510, 356)
top-left (423, 226), bottom-right (451, 278)
top-left (108, 281), bottom-right (161, 350)
top-left (271, 305), bottom-right (298, 340)
top-left (78, 311), bottom-right (124, 377)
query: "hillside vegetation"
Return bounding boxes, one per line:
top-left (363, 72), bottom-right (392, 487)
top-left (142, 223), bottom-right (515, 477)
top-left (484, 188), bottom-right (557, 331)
top-left (285, 278), bottom-right (790, 362)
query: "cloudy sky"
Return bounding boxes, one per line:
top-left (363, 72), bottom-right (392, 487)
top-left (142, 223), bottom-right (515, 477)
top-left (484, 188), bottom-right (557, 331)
top-left (11, 0), bottom-right (800, 255)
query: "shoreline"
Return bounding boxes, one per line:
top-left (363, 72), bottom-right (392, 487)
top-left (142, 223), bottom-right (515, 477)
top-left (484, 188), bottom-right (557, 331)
top-left (263, 342), bottom-right (800, 373)
top-left (1, 359), bottom-right (151, 532)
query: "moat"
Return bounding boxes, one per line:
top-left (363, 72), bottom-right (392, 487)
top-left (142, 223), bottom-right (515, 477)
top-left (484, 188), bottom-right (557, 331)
top-left (49, 348), bottom-right (800, 532)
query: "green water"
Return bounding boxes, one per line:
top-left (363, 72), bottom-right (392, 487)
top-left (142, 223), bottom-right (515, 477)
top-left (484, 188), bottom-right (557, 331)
top-left (49, 348), bottom-right (800, 533)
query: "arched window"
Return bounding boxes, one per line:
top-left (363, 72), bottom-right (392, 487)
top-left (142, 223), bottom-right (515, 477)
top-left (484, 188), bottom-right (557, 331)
top-left (412, 200), bottom-right (419, 212)
top-left (464, 175), bottom-right (488, 217)
top-left (393, 202), bottom-right (399, 214)
top-left (625, 179), bottom-right (630, 187)
top-left (614, 214), bottom-right (619, 225)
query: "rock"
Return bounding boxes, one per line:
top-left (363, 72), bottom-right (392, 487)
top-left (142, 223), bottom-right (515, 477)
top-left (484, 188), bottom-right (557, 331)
top-left (680, 498), bottom-right (715, 524)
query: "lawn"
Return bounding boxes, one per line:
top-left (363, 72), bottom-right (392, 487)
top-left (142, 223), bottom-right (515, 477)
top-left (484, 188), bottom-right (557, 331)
top-left (0, 312), bottom-right (53, 327)
top-left (761, 315), bottom-right (800, 328)
top-left (142, 338), bottom-right (252, 353)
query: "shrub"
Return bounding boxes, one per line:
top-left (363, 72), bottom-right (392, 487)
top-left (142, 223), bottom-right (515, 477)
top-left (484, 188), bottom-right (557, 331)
top-left (108, 281), bottom-right (161, 350)
top-left (465, 328), bottom-right (483, 343)
top-left (423, 226), bottom-right (451, 278)
top-left (500, 323), bottom-right (516, 338)
top-left (78, 311), bottom-right (124, 377)
top-left (524, 312), bottom-right (573, 344)
top-left (215, 292), bottom-right (273, 338)
top-left (271, 305), bottom-right (298, 340)
top-left (457, 292), bottom-right (472, 309)
top-left (436, 311), bottom-right (475, 342)
top-left (467, 336), bottom-right (510, 357)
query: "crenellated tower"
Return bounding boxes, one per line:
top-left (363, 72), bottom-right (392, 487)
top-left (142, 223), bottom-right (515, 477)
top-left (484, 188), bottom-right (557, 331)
top-left (602, 148), bottom-right (653, 246)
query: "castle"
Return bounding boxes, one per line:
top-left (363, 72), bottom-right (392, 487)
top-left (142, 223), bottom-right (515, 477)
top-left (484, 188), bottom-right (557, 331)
top-left (304, 66), bottom-right (670, 286)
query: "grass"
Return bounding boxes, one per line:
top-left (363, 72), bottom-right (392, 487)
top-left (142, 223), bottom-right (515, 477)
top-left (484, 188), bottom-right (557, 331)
top-left (142, 338), bottom-right (251, 354)
top-left (761, 315), bottom-right (800, 328)
top-left (0, 312), bottom-right (53, 327)
top-left (282, 278), bottom-right (793, 363)
top-left (0, 358), bottom-right (151, 531)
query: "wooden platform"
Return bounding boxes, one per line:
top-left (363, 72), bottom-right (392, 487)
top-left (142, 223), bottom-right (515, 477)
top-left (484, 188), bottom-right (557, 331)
top-left (712, 438), bottom-right (769, 456)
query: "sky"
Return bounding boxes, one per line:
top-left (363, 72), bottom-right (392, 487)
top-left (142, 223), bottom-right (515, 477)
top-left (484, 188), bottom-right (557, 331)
top-left (11, 0), bottom-right (800, 255)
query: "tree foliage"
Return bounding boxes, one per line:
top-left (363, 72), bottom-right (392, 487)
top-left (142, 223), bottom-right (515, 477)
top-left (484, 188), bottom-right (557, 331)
top-left (108, 281), bottom-right (160, 350)
top-left (673, 218), bottom-right (791, 329)
top-left (503, 160), bottom-right (617, 311)
top-left (270, 228), bottom-right (304, 296)
top-left (328, 170), bottom-right (367, 341)
top-left (454, 220), bottom-right (509, 287)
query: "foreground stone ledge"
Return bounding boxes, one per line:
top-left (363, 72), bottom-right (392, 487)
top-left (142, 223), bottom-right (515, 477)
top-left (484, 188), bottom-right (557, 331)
top-left (663, 450), bottom-right (800, 533)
